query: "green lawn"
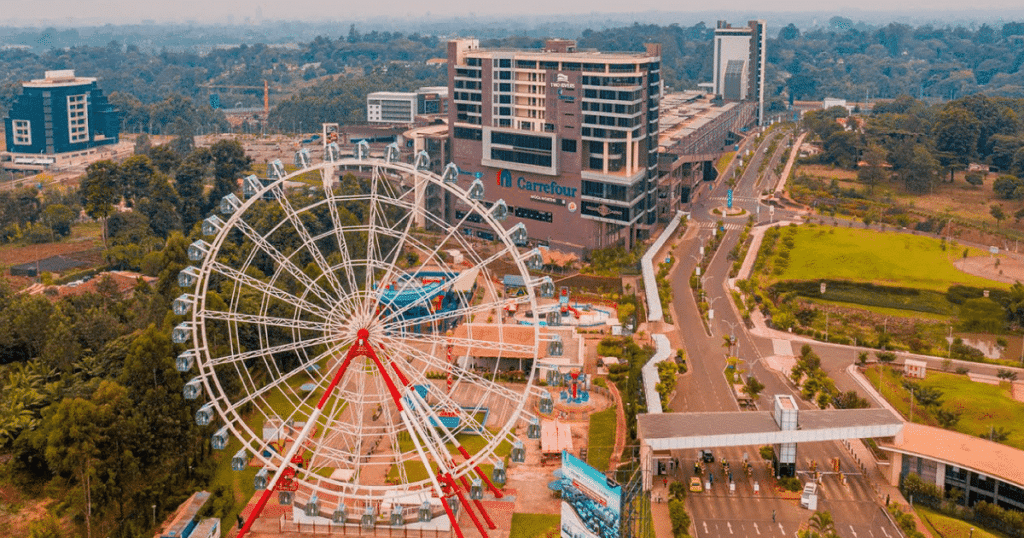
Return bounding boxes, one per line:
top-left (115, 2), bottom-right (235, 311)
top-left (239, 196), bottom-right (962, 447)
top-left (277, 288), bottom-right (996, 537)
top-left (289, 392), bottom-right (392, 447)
top-left (587, 407), bottom-right (617, 472)
top-left (509, 513), bottom-right (560, 538)
top-left (865, 366), bottom-right (1024, 450)
top-left (775, 226), bottom-right (1001, 291)
top-left (715, 151), bottom-right (737, 175)
top-left (917, 506), bottom-right (1011, 538)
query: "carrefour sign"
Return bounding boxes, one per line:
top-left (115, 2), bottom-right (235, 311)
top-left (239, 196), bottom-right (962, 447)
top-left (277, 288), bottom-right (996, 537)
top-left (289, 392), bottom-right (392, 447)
top-left (497, 169), bottom-right (577, 198)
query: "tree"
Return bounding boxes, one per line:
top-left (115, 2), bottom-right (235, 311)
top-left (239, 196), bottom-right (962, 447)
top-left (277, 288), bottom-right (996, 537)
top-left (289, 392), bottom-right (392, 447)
top-left (987, 426), bottom-right (1010, 443)
top-left (936, 407), bottom-right (962, 428)
top-left (779, 23), bottom-right (801, 40)
top-left (991, 204), bottom-right (1006, 227)
top-left (39, 381), bottom-right (131, 538)
top-left (80, 161), bottom-right (120, 248)
top-left (807, 511), bottom-right (836, 537)
top-left (207, 139), bottom-right (251, 212)
top-left (912, 386), bottom-right (944, 407)
top-left (892, 144), bottom-right (939, 193)
top-left (117, 154), bottom-right (156, 203)
top-left (174, 149), bottom-right (211, 233)
top-left (992, 174), bottom-right (1024, 199)
top-left (834, 390), bottom-right (870, 409)
top-left (822, 131), bottom-right (862, 169)
top-left (147, 145), bottom-right (181, 174)
top-left (997, 368), bottom-right (1019, 381)
top-left (136, 172), bottom-right (182, 238)
top-left (857, 143), bottom-right (888, 192)
top-left (742, 376), bottom-right (765, 401)
top-left (933, 106), bottom-right (980, 173)
top-left (876, 351), bottom-right (896, 364)
top-left (41, 203), bottom-right (75, 239)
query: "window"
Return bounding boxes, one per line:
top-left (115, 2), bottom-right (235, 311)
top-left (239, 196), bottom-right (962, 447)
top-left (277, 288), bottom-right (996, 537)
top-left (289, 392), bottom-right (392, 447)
top-left (455, 210), bottom-right (483, 223)
top-left (454, 127), bottom-right (482, 141)
top-left (12, 119), bottom-right (31, 145)
top-left (67, 94), bottom-right (89, 143)
top-left (514, 206), bottom-right (553, 223)
top-left (561, 139), bottom-right (577, 152)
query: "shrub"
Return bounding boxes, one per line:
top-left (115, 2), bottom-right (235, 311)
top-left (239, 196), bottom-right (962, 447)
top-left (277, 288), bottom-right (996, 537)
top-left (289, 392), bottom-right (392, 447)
top-left (668, 499), bottom-right (692, 538)
top-left (778, 476), bottom-right (802, 491)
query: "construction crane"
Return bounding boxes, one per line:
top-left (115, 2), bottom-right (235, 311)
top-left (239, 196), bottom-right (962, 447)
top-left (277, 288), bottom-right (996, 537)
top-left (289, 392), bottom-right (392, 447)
top-left (200, 79), bottom-right (271, 117)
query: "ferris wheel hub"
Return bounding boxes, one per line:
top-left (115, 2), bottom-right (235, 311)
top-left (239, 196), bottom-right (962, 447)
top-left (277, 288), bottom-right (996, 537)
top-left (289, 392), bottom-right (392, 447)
top-left (357, 328), bottom-right (370, 341)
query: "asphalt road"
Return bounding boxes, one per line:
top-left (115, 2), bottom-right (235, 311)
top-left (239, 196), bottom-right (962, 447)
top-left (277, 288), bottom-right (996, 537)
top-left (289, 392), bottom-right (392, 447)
top-left (663, 127), bottom-right (904, 538)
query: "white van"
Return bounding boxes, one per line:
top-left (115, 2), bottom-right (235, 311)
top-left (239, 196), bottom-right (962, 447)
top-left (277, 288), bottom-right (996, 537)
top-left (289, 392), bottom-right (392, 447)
top-left (800, 482), bottom-right (818, 510)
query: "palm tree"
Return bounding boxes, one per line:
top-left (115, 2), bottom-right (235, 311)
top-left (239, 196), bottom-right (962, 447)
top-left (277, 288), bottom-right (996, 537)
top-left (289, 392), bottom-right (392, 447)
top-left (808, 511), bottom-right (836, 536)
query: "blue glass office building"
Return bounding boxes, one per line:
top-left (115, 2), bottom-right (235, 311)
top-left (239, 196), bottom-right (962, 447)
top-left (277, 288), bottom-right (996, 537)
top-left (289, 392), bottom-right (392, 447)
top-left (3, 70), bottom-right (119, 155)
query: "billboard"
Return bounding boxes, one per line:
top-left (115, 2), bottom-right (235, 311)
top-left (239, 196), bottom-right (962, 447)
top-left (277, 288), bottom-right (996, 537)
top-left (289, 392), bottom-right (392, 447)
top-left (560, 451), bottom-right (621, 538)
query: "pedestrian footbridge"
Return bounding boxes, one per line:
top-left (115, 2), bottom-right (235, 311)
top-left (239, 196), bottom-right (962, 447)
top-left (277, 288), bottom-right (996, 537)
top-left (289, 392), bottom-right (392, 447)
top-left (636, 395), bottom-right (903, 489)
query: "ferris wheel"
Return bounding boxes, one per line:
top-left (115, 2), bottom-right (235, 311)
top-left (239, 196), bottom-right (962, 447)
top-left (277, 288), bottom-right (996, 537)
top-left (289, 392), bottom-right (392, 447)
top-left (171, 144), bottom-right (557, 537)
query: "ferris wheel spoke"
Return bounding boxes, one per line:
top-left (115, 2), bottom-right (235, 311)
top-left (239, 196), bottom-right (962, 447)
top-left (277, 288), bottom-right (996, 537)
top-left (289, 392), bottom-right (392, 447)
top-left (383, 339), bottom-right (530, 407)
top-left (374, 243), bottom-right (515, 328)
top-left (208, 333), bottom-right (337, 366)
top-left (209, 261), bottom-right (333, 320)
top-left (201, 309), bottom-right (329, 333)
top-left (192, 158), bottom-right (538, 513)
top-left (231, 218), bottom-right (338, 309)
top-left (362, 167), bottom-right (386, 299)
top-left (383, 295), bottom-right (528, 334)
top-left (322, 173), bottom-right (363, 299)
top-left (368, 209), bottom-right (418, 310)
top-left (397, 330), bottom-right (539, 358)
top-left (272, 185), bottom-right (349, 303)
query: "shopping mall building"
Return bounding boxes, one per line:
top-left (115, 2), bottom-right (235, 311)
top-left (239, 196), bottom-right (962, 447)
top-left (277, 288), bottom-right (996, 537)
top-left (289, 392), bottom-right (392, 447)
top-left (445, 39), bottom-right (663, 253)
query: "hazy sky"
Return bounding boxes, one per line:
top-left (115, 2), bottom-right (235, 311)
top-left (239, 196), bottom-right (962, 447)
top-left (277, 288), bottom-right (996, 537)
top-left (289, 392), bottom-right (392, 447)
top-left (3, 0), bottom-right (1024, 25)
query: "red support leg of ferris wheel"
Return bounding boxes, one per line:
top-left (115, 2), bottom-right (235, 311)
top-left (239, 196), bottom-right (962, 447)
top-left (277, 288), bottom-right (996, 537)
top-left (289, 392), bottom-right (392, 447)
top-left (237, 328), bottom-right (378, 538)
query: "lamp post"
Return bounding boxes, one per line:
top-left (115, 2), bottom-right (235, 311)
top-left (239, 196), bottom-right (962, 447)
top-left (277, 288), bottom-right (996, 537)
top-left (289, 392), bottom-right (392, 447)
top-left (707, 296), bottom-right (721, 321)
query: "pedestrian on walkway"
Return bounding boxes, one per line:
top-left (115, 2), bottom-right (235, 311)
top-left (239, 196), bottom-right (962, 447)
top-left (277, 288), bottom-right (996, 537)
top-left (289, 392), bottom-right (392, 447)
top-left (886, 494), bottom-right (890, 506)
top-left (772, 510), bottom-right (775, 523)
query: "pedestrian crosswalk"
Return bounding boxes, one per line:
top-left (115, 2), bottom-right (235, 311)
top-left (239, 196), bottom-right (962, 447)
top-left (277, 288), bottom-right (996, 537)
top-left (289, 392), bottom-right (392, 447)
top-left (695, 221), bottom-right (745, 231)
top-left (710, 196), bottom-right (759, 203)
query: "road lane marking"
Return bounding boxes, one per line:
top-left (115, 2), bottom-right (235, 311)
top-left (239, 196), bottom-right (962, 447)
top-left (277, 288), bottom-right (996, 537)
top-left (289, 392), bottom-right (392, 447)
top-left (753, 523), bottom-right (761, 535)
top-left (850, 525), bottom-right (858, 538)
top-left (880, 526), bottom-right (890, 538)
top-left (727, 522), bottom-right (733, 535)
top-left (703, 522), bottom-right (709, 535)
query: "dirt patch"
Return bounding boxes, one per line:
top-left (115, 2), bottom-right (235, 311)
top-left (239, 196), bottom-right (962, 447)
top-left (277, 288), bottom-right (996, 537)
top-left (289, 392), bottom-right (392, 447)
top-left (0, 242), bottom-right (103, 267)
top-left (954, 256), bottom-right (1024, 285)
top-left (0, 484), bottom-right (58, 538)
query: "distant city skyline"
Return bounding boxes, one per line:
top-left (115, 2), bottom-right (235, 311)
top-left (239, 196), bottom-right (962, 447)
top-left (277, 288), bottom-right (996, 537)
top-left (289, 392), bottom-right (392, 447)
top-left (3, 0), bottom-right (1024, 26)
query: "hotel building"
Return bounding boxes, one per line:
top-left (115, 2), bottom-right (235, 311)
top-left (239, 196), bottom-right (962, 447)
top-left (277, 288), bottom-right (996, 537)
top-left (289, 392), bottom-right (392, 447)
top-left (445, 39), bottom-right (662, 253)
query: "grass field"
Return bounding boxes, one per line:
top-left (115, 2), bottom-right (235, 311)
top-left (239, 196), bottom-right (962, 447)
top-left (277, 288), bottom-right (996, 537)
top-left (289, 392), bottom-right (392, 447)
top-left (917, 506), bottom-right (1011, 538)
top-left (509, 513), bottom-right (560, 538)
top-left (864, 366), bottom-right (1024, 450)
top-left (587, 407), bottom-right (617, 472)
top-left (774, 226), bottom-right (1001, 291)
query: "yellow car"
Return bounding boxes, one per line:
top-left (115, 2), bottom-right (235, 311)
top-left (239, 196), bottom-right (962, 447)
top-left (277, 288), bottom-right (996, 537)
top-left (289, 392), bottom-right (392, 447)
top-left (689, 476), bottom-right (703, 492)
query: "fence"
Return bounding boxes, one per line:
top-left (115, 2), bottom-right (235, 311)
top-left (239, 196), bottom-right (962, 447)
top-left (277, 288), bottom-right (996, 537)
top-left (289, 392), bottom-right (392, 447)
top-left (276, 517), bottom-right (453, 537)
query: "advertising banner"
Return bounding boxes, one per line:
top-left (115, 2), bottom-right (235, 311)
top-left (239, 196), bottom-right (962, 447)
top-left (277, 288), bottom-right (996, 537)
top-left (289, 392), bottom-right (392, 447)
top-left (560, 451), bottom-right (621, 538)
